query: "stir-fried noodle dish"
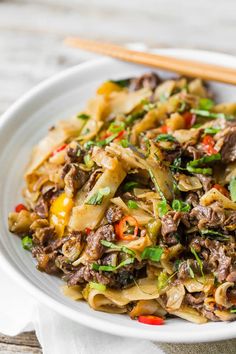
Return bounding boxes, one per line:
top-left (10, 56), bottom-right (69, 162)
top-left (8, 73), bottom-right (236, 325)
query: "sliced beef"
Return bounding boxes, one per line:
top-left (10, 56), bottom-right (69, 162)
top-left (224, 211), bottom-right (236, 230)
top-left (178, 259), bottom-right (201, 280)
top-left (161, 211), bottom-right (190, 245)
top-left (186, 146), bottom-right (203, 160)
top-left (63, 163), bottom-right (89, 198)
top-left (34, 198), bottom-right (49, 219)
top-left (106, 205), bottom-right (123, 224)
top-left (85, 224), bottom-right (116, 261)
top-left (195, 174), bottom-right (214, 192)
top-left (185, 292), bottom-right (205, 306)
top-left (30, 219), bottom-right (55, 246)
top-left (185, 192), bottom-right (199, 207)
top-left (129, 72), bottom-right (161, 91)
top-left (67, 264), bottom-right (113, 286)
top-left (35, 250), bottom-right (59, 274)
top-left (219, 127), bottom-right (236, 163)
top-left (65, 142), bottom-right (84, 163)
top-left (204, 239), bottom-right (232, 282)
top-left (85, 169), bottom-right (102, 192)
top-left (190, 202), bottom-right (225, 229)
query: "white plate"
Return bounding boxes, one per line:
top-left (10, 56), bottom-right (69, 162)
top-left (0, 49), bottom-right (236, 343)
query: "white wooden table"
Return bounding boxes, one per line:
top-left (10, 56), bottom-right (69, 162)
top-left (1, 0), bottom-right (236, 352)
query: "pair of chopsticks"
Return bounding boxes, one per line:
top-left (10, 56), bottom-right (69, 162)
top-left (65, 37), bottom-right (236, 85)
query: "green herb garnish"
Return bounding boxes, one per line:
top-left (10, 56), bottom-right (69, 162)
top-left (101, 240), bottom-right (135, 257)
top-left (230, 309), bottom-right (236, 313)
top-left (186, 165), bottom-right (213, 175)
top-left (86, 187), bottom-right (110, 205)
top-left (198, 98), bottom-right (214, 111)
top-left (110, 78), bottom-right (130, 87)
top-left (22, 236), bottom-right (33, 251)
top-left (190, 246), bottom-right (204, 277)
top-left (92, 258), bottom-right (134, 272)
top-left (89, 282), bottom-right (106, 291)
top-left (229, 177), bottom-right (236, 202)
top-left (191, 109), bottom-right (235, 121)
top-left (155, 134), bottom-right (176, 142)
top-left (157, 200), bottom-right (168, 217)
top-left (204, 127), bottom-right (221, 135)
top-left (172, 199), bottom-right (191, 212)
top-left (141, 246), bottom-right (163, 262)
top-left (77, 113), bottom-right (90, 120)
top-left (127, 200), bottom-right (138, 209)
top-left (123, 181), bottom-right (139, 192)
top-left (108, 121), bottom-right (125, 133)
top-left (200, 229), bottom-right (230, 241)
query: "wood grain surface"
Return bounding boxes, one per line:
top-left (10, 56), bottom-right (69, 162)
top-left (0, 0), bottom-right (236, 352)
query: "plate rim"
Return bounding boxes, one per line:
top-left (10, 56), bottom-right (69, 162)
top-left (1, 48), bottom-right (236, 343)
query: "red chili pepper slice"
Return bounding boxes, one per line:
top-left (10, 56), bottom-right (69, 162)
top-left (202, 135), bottom-right (217, 155)
top-left (15, 203), bottom-right (27, 213)
top-left (114, 130), bottom-right (125, 142)
top-left (159, 125), bottom-right (168, 134)
top-left (212, 184), bottom-right (229, 197)
top-left (51, 144), bottom-right (67, 157)
top-left (85, 227), bottom-right (92, 235)
top-left (183, 112), bottom-right (196, 129)
top-left (115, 215), bottom-right (139, 241)
top-left (138, 315), bottom-right (165, 326)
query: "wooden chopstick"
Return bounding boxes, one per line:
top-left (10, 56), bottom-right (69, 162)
top-left (65, 37), bottom-right (236, 85)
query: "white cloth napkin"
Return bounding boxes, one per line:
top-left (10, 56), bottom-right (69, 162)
top-left (0, 267), bottom-right (164, 354)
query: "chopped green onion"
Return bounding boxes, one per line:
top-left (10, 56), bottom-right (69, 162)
top-left (148, 168), bottom-right (166, 201)
top-left (92, 257), bottom-right (134, 272)
top-left (198, 98), bottom-right (214, 111)
top-left (188, 153), bottom-right (221, 167)
top-left (172, 199), bottom-right (191, 212)
top-left (86, 187), bottom-right (110, 205)
top-left (84, 140), bottom-right (96, 150)
top-left (190, 246), bottom-right (204, 278)
top-left (120, 139), bottom-right (129, 148)
top-left (200, 229), bottom-right (230, 241)
top-left (77, 113), bottom-right (90, 120)
top-left (191, 109), bottom-right (235, 121)
top-left (230, 309), bottom-right (236, 313)
top-left (89, 282), bottom-right (106, 291)
top-left (159, 93), bottom-right (168, 102)
top-left (108, 121), bottom-right (125, 133)
top-left (141, 246), bottom-right (163, 262)
top-left (204, 127), bottom-right (221, 135)
top-left (188, 265), bottom-right (195, 278)
top-left (110, 78), bottom-right (130, 87)
top-left (157, 271), bottom-right (169, 290)
top-left (229, 177), bottom-right (236, 202)
top-left (157, 200), bottom-right (168, 218)
top-left (84, 154), bottom-right (94, 169)
top-left (127, 200), bottom-right (138, 209)
top-left (100, 240), bottom-right (135, 257)
top-left (123, 181), bottom-right (139, 192)
top-left (126, 110), bottom-right (145, 125)
top-left (155, 134), bottom-right (176, 142)
top-left (98, 133), bottom-right (119, 146)
top-left (22, 236), bottom-right (33, 251)
top-left (178, 101), bottom-right (187, 113)
top-left (186, 165), bottom-right (212, 175)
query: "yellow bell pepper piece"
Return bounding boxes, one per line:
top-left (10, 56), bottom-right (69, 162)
top-left (97, 81), bottom-right (123, 96)
top-left (49, 193), bottom-right (73, 237)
